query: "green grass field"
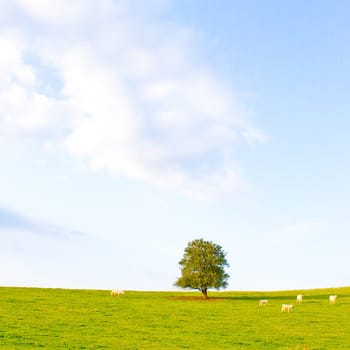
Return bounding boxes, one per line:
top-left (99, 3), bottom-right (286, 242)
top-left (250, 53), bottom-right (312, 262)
top-left (0, 286), bottom-right (349, 349)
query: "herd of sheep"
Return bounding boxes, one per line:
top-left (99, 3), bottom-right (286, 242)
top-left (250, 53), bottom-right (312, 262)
top-left (110, 290), bottom-right (338, 312)
top-left (259, 294), bottom-right (338, 312)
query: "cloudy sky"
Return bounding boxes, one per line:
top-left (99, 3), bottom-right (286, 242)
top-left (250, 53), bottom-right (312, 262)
top-left (1, 0), bottom-right (350, 291)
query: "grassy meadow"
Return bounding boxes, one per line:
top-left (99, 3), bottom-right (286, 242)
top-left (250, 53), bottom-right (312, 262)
top-left (0, 286), bottom-right (350, 349)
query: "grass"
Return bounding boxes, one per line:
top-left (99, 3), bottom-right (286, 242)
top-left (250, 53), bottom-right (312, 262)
top-left (0, 286), bottom-right (350, 349)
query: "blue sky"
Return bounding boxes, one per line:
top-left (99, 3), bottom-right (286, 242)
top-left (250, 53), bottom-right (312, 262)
top-left (1, 0), bottom-right (349, 291)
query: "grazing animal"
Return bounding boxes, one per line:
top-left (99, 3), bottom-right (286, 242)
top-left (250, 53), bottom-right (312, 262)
top-left (259, 299), bottom-right (269, 307)
top-left (296, 294), bottom-right (303, 303)
top-left (329, 295), bottom-right (337, 304)
top-left (281, 304), bottom-right (294, 312)
top-left (111, 289), bottom-right (125, 296)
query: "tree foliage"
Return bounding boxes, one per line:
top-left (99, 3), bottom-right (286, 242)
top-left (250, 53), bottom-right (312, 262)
top-left (174, 238), bottom-right (229, 299)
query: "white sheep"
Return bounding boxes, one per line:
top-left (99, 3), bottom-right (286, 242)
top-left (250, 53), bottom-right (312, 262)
top-left (259, 299), bottom-right (268, 307)
top-left (111, 289), bottom-right (125, 296)
top-left (281, 304), bottom-right (294, 312)
top-left (329, 295), bottom-right (337, 304)
top-left (296, 294), bottom-right (303, 303)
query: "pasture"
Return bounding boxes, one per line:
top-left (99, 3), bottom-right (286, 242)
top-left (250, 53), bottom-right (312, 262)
top-left (0, 286), bottom-right (350, 349)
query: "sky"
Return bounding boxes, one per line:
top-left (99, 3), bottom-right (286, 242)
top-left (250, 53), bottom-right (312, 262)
top-left (1, 0), bottom-right (350, 291)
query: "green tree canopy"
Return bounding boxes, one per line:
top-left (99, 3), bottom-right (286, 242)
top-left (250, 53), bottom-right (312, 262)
top-left (174, 238), bottom-right (229, 299)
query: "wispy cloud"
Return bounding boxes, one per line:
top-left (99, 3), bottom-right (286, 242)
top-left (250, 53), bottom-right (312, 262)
top-left (0, 207), bottom-right (82, 238)
top-left (0, 207), bottom-right (34, 230)
top-left (0, 0), bottom-right (266, 197)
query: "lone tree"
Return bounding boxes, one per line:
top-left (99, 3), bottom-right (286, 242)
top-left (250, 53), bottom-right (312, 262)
top-left (174, 238), bottom-right (229, 299)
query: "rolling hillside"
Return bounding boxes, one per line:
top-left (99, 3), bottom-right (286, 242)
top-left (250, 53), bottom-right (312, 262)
top-left (1, 286), bottom-right (349, 349)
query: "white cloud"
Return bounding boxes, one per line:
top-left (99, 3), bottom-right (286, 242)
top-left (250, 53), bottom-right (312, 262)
top-left (14, 0), bottom-right (92, 25)
top-left (0, 32), bottom-right (72, 135)
top-left (0, 0), bottom-right (266, 197)
top-left (0, 34), bottom-right (35, 93)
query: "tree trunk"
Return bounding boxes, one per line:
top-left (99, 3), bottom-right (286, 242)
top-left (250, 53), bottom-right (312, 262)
top-left (201, 288), bottom-right (208, 299)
